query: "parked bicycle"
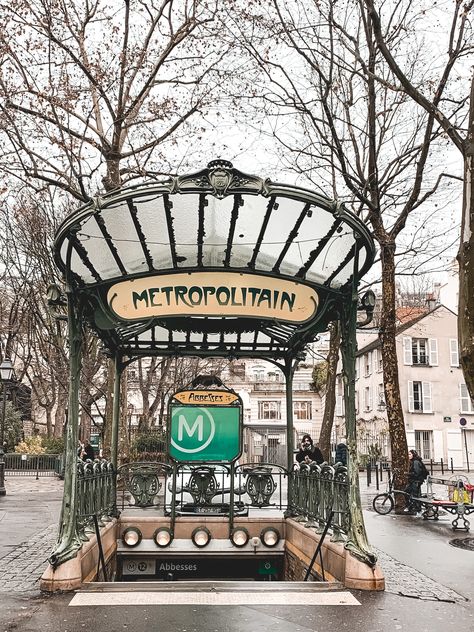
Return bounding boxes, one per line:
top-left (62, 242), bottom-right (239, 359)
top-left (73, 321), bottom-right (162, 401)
top-left (372, 468), bottom-right (412, 515)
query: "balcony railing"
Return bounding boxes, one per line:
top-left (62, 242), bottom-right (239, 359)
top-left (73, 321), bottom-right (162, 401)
top-left (252, 381), bottom-right (313, 391)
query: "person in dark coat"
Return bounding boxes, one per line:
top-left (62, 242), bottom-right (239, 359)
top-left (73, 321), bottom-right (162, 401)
top-left (81, 439), bottom-right (95, 461)
top-left (335, 438), bottom-right (348, 466)
top-left (296, 434), bottom-right (324, 466)
top-left (404, 449), bottom-right (424, 514)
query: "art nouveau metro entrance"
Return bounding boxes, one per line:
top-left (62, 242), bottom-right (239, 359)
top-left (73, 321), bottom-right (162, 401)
top-left (40, 160), bottom-right (384, 592)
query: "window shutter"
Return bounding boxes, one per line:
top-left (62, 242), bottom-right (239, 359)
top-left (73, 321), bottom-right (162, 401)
top-left (460, 383), bottom-right (472, 413)
top-left (336, 395), bottom-right (343, 416)
top-left (450, 339), bottom-right (459, 367)
top-left (460, 383), bottom-right (468, 413)
top-left (355, 390), bottom-right (359, 414)
top-left (368, 386), bottom-right (373, 410)
top-left (403, 337), bottom-right (412, 365)
top-left (428, 339), bottom-right (438, 366)
top-left (422, 382), bottom-right (432, 413)
top-left (408, 381), bottom-right (415, 412)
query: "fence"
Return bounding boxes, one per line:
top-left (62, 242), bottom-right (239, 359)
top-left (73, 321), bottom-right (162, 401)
top-left (4, 453), bottom-right (62, 477)
top-left (288, 462), bottom-right (350, 541)
top-left (76, 459), bottom-right (116, 542)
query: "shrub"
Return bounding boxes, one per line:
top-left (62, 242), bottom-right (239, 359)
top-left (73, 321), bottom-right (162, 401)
top-left (130, 432), bottom-right (167, 462)
top-left (15, 435), bottom-right (45, 455)
top-left (42, 436), bottom-right (65, 454)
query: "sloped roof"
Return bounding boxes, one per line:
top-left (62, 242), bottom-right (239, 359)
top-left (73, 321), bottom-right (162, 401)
top-left (356, 304), bottom-right (457, 356)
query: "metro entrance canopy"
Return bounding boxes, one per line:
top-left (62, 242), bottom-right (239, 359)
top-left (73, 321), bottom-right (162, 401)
top-left (50, 160), bottom-right (377, 570)
top-left (54, 159), bottom-right (374, 359)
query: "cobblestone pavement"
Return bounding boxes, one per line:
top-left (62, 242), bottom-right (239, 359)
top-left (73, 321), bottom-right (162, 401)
top-left (0, 524), bottom-right (57, 593)
top-left (373, 547), bottom-right (467, 603)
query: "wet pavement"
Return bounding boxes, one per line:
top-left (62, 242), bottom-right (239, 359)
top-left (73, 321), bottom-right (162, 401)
top-left (0, 474), bottom-right (473, 631)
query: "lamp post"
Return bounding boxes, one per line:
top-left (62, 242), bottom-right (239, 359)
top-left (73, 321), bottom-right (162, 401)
top-left (0, 358), bottom-right (15, 496)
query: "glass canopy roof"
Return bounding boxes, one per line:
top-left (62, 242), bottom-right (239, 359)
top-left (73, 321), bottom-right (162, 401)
top-left (53, 161), bottom-right (375, 359)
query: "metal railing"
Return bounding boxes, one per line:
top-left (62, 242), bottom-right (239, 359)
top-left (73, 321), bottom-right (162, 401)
top-left (114, 460), bottom-right (350, 542)
top-left (76, 459), bottom-right (116, 542)
top-left (3, 453), bottom-right (62, 477)
top-left (288, 462), bottom-right (350, 541)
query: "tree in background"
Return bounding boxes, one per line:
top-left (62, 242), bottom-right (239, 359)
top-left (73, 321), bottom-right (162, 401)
top-left (0, 0), bottom-right (223, 198)
top-left (223, 0), bottom-right (462, 499)
top-left (364, 0), bottom-right (474, 403)
top-left (0, 0), bottom-right (226, 458)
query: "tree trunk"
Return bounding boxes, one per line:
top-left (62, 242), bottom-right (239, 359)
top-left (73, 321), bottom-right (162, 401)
top-left (54, 390), bottom-right (68, 437)
top-left (318, 321), bottom-right (341, 460)
top-left (380, 241), bottom-right (408, 509)
top-left (458, 73), bottom-right (474, 401)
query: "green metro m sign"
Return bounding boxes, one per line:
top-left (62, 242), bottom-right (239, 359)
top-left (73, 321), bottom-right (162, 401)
top-left (168, 391), bottom-right (242, 462)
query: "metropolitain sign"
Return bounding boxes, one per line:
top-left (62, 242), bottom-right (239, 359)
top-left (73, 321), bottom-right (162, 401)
top-left (107, 271), bottom-right (318, 323)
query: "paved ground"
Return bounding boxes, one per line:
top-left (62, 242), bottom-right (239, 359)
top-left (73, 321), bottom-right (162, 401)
top-left (0, 473), bottom-right (473, 631)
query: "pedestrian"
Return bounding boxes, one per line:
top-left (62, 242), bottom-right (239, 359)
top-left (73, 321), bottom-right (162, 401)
top-left (335, 437), bottom-right (348, 466)
top-left (404, 449), bottom-right (426, 514)
top-left (81, 439), bottom-right (95, 461)
top-left (296, 434), bottom-right (324, 466)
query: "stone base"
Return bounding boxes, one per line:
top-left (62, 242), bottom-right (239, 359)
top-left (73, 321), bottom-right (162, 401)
top-left (40, 519), bottom-right (117, 593)
top-left (285, 519), bottom-right (385, 591)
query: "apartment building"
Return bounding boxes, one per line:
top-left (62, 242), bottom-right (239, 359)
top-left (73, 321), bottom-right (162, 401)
top-left (341, 305), bottom-right (474, 466)
top-left (224, 360), bottom-right (323, 465)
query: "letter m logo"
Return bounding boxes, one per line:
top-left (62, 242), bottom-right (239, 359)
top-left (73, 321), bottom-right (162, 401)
top-left (178, 414), bottom-right (204, 442)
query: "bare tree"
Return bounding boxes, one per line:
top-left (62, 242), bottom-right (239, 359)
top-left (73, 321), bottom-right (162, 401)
top-left (0, 0), bottom-right (223, 198)
top-left (364, 0), bottom-right (474, 402)
top-left (223, 0), bottom-right (462, 500)
top-left (0, 1), bottom-right (227, 453)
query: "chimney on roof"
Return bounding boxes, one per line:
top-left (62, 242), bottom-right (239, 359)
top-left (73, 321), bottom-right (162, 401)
top-left (426, 292), bottom-right (437, 311)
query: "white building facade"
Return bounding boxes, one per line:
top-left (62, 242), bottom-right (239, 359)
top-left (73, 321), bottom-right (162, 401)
top-left (343, 305), bottom-right (474, 467)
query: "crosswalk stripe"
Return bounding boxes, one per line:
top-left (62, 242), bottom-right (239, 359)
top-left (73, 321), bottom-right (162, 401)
top-left (69, 590), bottom-right (360, 606)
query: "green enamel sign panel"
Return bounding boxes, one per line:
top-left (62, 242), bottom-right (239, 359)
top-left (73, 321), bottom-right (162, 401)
top-left (168, 401), bottom-right (242, 462)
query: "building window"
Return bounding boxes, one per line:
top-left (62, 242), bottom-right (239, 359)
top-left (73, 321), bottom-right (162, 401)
top-left (294, 401), bottom-right (312, 420)
top-left (450, 340), bottom-right (459, 367)
top-left (408, 381), bottom-right (432, 413)
top-left (268, 371), bottom-right (282, 382)
top-left (376, 348), bottom-right (383, 372)
top-left (253, 367), bottom-right (265, 381)
top-left (258, 401), bottom-right (281, 420)
top-left (364, 352), bottom-right (372, 377)
top-left (377, 384), bottom-right (385, 410)
top-left (364, 386), bottom-right (372, 411)
top-left (415, 430), bottom-right (432, 460)
top-left (460, 384), bottom-right (474, 414)
top-left (412, 339), bottom-right (428, 365)
top-left (403, 337), bottom-right (438, 366)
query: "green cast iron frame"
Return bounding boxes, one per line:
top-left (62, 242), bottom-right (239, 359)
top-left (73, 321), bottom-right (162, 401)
top-left (49, 160), bottom-right (376, 569)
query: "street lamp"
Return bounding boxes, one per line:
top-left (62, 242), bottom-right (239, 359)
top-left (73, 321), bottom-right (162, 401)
top-left (0, 358), bottom-right (15, 496)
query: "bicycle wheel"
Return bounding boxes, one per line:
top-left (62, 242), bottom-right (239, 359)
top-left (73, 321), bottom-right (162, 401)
top-left (372, 493), bottom-right (394, 515)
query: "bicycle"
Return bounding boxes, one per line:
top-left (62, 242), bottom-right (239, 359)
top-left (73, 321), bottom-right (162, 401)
top-left (372, 468), bottom-right (414, 515)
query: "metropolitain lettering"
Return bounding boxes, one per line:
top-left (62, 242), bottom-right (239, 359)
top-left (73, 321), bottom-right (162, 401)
top-left (132, 285), bottom-right (296, 312)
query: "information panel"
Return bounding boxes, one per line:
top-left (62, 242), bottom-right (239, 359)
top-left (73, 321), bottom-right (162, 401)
top-left (168, 390), bottom-right (242, 462)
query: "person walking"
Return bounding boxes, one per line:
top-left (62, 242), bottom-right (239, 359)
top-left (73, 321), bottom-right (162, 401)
top-left (296, 434), bottom-right (324, 466)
